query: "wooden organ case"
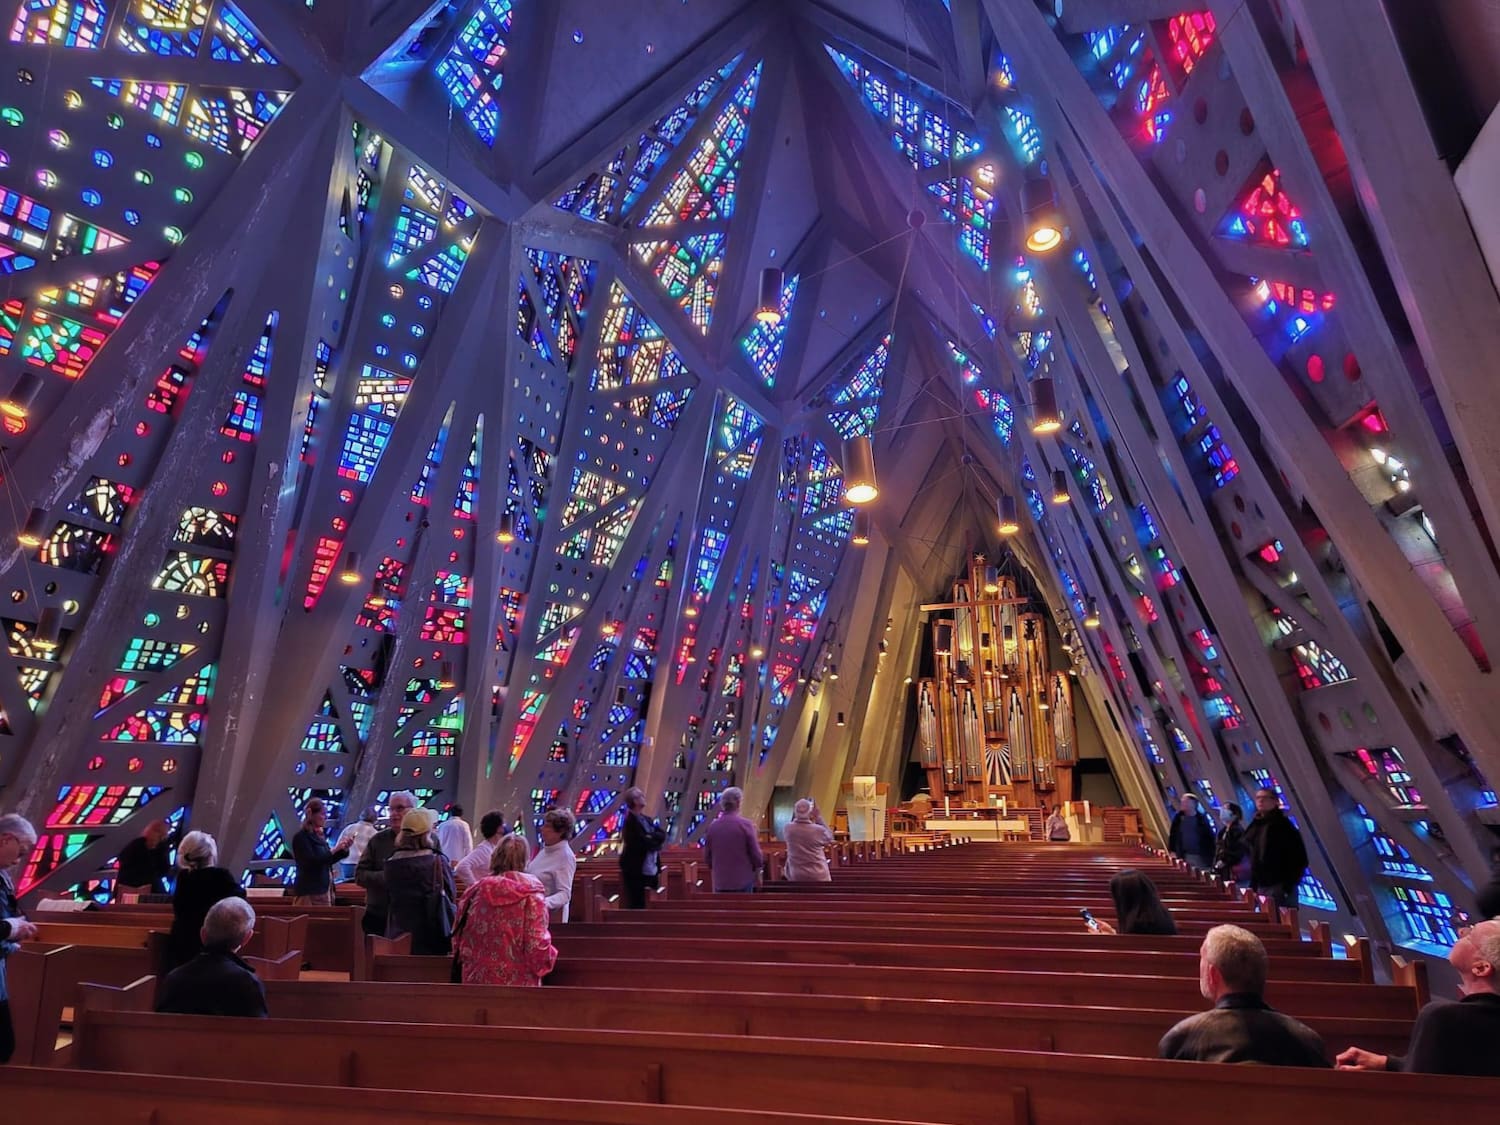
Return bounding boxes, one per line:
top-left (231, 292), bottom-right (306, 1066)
top-left (916, 556), bottom-right (1077, 808)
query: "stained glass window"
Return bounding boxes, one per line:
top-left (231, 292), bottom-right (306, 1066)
top-left (434, 0), bottom-right (514, 146)
top-left (1222, 169), bottom-right (1309, 248)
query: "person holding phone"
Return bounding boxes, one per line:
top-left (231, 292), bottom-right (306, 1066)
top-left (1083, 869), bottom-right (1177, 935)
top-left (784, 798), bottom-right (834, 882)
top-left (292, 798), bottom-right (350, 906)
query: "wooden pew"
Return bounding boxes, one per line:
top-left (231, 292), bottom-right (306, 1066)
top-left (1, 1067), bottom-right (909, 1125)
top-left (369, 954), bottom-right (1417, 1020)
top-left (69, 1008), bottom-right (1499, 1125)
top-left (242, 978), bottom-right (1412, 1059)
top-left (39, 903), bottom-right (363, 975)
top-left (573, 919), bottom-right (1323, 958)
top-left (544, 934), bottom-right (1359, 982)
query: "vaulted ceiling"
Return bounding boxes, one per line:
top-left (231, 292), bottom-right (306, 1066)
top-left (3, 0), bottom-right (1500, 959)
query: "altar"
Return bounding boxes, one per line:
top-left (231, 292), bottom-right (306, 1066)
top-left (924, 815), bottom-right (1031, 841)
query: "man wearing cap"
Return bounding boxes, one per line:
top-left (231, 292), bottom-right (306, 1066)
top-left (355, 790), bottom-right (416, 936)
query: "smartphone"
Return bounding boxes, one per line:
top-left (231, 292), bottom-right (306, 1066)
top-left (1080, 907), bottom-right (1101, 932)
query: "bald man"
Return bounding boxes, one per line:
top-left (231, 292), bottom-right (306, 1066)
top-left (1337, 918), bottom-right (1500, 1077)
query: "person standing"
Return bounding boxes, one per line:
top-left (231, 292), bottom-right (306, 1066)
top-left (355, 790), bottom-right (416, 935)
top-left (619, 788), bottom-right (666, 909)
top-left (383, 808), bottom-right (455, 955)
top-left (453, 836), bottom-right (557, 986)
top-left (166, 830), bottom-right (245, 970)
top-left (783, 799), bottom-right (834, 882)
top-left (1211, 802), bottom-right (1248, 883)
top-left (435, 804), bottom-right (473, 864)
top-left (0, 813), bottom-right (40, 1064)
top-left (333, 806), bottom-right (379, 881)
top-left (526, 807), bottom-right (578, 923)
top-left (1168, 794), bottom-right (1216, 871)
top-left (704, 787), bottom-right (763, 893)
top-left (115, 819), bottom-right (173, 898)
top-left (1044, 804), bottom-right (1070, 842)
top-left (454, 811), bottom-right (509, 895)
top-left (1241, 788), bottom-right (1308, 912)
top-left (291, 798), bottom-right (350, 906)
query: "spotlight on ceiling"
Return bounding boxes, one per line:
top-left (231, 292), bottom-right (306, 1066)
top-left (1050, 469), bottom-right (1071, 505)
top-left (338, 550), bottom-right (363, 585)
top-left (495, 511), bottom-right (516, 544)
top-left (997, 494), bottom-right (1020, 536)
top-left (755, 266), bottom-right (785, 326)
top-left (437, 660), bottom-right (457, 689)
top-left (1084, 598), bottom-right (1102, 629)
top-left (842, 434), bottom-right (878, 505)
top-left (836, 711), bottom-right (847, 727)
top-left (851, 509), bottom-right (871, 546)
top-left (1021, 173), bottom-right (1065, 254)
top-left (1029, 377), bottom-right (1063, 435)
top-left (750, 645), bottom-right (765, 660)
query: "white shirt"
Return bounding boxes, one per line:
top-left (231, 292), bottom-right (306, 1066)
top-left (434, 817), bottom-right (473, 861)
top-left (525, 840), bottom-right (577, 923)
top-left (334, 821), bottom-right (377, 864)
top-left (453, 838), bottom-right (498, 892)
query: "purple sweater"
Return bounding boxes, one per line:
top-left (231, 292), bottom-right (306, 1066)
top-left (703, 812), bottom-right (764, 892)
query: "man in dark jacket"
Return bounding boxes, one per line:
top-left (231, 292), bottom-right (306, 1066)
top-left (1167, 794), bottom-right (1216, 870)
top-left (1337, 918), bottom-right (1500, 1076)
top-left (156, 897), bottom-right (268, 1018)
top-left (1, 812), bottom-right (40, 1063)
top-left (115, 818), bottom-right (173, 897)
top-left (354, 790), bottom-right (415, 935)
top-left (1241, 788), bottom-right (1307, 910)
top-left (1159, 923), bottom-right (1328, 1066)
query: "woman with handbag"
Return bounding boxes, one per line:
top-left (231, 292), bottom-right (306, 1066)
top-left (383, 808), bottom-right (456, 955)
top-left (451, 835), bottom-right (556, 986)
top-left (619, 787), bottom-right (666, 909)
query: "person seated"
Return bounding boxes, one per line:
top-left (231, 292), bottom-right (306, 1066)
top-left (1336, 918), bottom-right (1500, 1077)
top-left (156, 898), bottom-right (268, 1018)
top-left (1159, 923), bottom-right (1327, 1066)
top-left (784, 799), bottom-right (834, 882)
top-left (453, 835), bottom-right (557, 986)
top-left (166, 830), bottom-right (245, 971)
top-left (1087, 869), bottom-right (1177, 935)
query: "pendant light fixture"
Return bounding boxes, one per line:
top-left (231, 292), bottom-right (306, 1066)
top-left (997, 494), bottom-right (1020, 536)
top-left (34, 605), bottom-right (62, 651)
top-left (842, 433), bottom-right (878, 505)
top-left (495, 511), bottom-right (516, 544)
top-left (1021, 172), bottom-right (1065, 253)
top-left (338, 550), bottom-right (363, 585)
top-left (1084, 598), bottom-right (1102, 628)
top-left (851, 509), bottom-right (871, 546)
top-left (0, 371), bottom-right (43, 421)
top-left (16, 506), bottom-right (47, 548)
top-left (1050, 469), bottom-right (1071, 504)
top-left (755, 266), bottom-right (785, 325)
top-left (983, 565), bottom-right (999, 593)
top-left (1029, 377), bottom-right (1063, 434)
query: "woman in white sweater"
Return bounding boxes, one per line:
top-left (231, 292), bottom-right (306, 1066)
top-left (525, 806), bottom-right (578, 923)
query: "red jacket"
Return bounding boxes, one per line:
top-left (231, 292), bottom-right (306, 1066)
top-left (453, 871), bottom-right (557, 986)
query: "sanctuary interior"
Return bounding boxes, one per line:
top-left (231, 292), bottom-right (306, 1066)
top-left (4, 2), bottom-right (1500, 1102)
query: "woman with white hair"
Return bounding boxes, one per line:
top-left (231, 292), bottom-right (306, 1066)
top-left (166, 829), bottom-right (245, 970)
top-left (703, 787), bottom-right (764, 893)
top-left (783, 799), bottom-right (834, 882)
top-left (384, 807), bottom-right (456, 955)
top-left (1, 812), bottom-right (40, 1063)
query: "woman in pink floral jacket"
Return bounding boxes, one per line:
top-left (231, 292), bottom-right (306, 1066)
top-left (452, 834), bottom-right (557, 986)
